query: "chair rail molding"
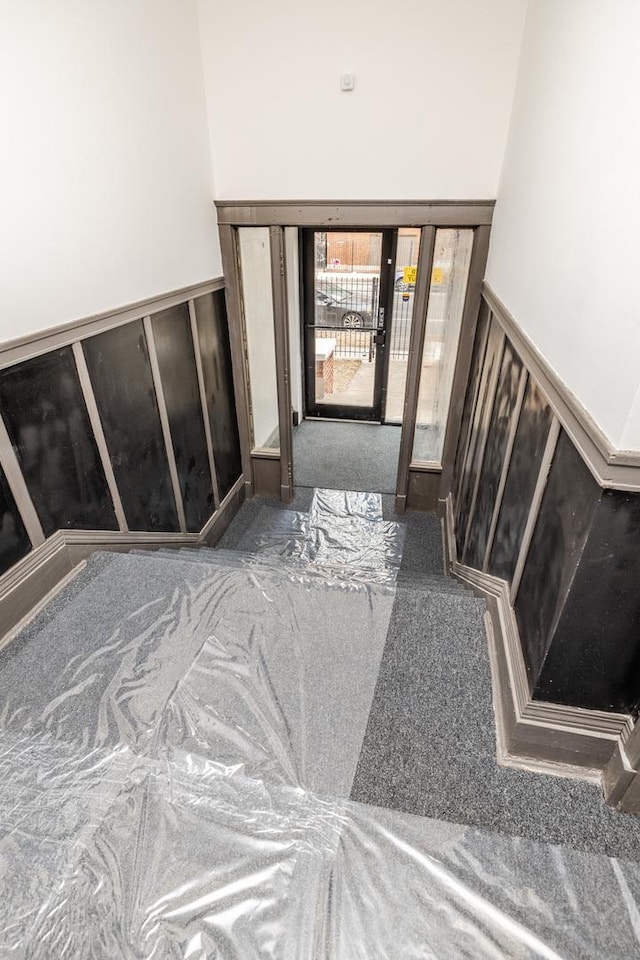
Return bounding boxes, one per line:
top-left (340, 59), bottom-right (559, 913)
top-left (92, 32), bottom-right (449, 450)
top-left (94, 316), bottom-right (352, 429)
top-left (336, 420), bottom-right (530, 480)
top-left (0, 278), bottom-right (225, 369)
top-left (483, 283), bottom-right (640, 490)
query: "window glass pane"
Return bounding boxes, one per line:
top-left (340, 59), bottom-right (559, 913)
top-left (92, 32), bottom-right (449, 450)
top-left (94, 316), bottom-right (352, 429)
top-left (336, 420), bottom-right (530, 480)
top-left (312, 231), bottom-right (381, 410)
top-left (412, 228), bottom-right (474, 464)
top-left (238, 228), bottom-right (280, 452)
top-left (386, 228), bottom-right (421, 422)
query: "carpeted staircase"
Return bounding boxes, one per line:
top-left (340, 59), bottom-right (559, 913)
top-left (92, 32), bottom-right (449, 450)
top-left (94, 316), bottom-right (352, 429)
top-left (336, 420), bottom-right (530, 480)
top-left (1, 488), bottom-right (640, 958)
top-left (207, 492), bottom-right (640, 861)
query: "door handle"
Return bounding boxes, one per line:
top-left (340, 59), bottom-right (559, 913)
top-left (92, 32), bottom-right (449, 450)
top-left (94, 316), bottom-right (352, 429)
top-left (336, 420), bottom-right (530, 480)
top-left (373, 332), bottom-right (385, 346)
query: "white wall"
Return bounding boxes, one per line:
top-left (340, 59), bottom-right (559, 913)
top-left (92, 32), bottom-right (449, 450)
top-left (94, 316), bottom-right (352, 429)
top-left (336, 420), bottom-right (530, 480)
top-left (486, 0), bottom-right (640, 450)
top-left (197, 0), bottom-right (527, 201)
top-left (0, 0), bottom-right (221, 343)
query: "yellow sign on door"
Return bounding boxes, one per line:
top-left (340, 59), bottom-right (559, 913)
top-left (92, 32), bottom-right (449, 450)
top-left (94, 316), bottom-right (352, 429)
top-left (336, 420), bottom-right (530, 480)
top-left (403, 266), bottom-right (417, 285)
top-left (432, 267), bottom-right (443, 285)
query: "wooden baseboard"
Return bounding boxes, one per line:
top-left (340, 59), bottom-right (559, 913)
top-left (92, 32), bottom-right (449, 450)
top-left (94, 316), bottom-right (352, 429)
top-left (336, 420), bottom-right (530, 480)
top-left (0, 475), bottom-right (245, 646)
top-left (602, 713), bottom-right (640, 813)
top-left (0, 533), bottom-right (74, 649)
top-left (442, 494), bottom-right (632, 783)
top-left (0, 560), bottom-right (87, 654)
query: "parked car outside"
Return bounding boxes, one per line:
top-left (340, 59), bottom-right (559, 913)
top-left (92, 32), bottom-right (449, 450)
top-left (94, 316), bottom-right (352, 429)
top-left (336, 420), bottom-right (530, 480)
top-left (315, 282), bottom-right (374, 328)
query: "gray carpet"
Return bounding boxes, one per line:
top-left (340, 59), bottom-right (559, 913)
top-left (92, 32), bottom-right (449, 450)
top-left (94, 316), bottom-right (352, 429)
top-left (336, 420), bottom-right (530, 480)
top-left (293, 420), bottom-right (401, 493)
top-left (7, 490), bottom-right (640, 955)
top-left (14, 491), bottom-right (640, 865)
top-left (351, 584), bottom-right (640, 861)
top-left (217, 495), bottom-right (640, 862)
top-left (212, 493), bottom-right (640, 862)
top-left (397, 510), bottom-right (445, 579)
top-left (216, 491), bottom-right (315, 550)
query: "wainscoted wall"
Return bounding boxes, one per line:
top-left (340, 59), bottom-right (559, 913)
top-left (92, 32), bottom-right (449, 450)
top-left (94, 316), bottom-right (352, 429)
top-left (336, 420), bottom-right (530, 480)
top-left (0, 348), bottom-right (118, 537)
top-left (151, 305), bottom-right (214, 532)
top-left (83, 320), bottom-right (180, 533)
top-left (445, 284), bottom-right (640, 788)
top-left (0, 283), bottom-right (243, 621)
top-left (193, 293), bottom-right (243, 502)
top-left (450, 295), bottom-right (640, 716)
top-left (0, 467), bottom-right (30, 574)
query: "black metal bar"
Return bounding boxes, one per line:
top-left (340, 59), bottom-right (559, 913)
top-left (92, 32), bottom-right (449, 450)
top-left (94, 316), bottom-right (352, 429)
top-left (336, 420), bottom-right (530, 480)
top-left (377, 229), bottom-right (397, 422)
top-left (302, 229), bottom-right (317, 418)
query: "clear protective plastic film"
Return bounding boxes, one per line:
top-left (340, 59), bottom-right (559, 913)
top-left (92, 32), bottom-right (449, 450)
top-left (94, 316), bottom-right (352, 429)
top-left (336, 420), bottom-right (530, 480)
top-left (10, 760), bottom-right (640, 959)
top-left (235, 489), bottom-right (405, 583)
top-left (0, 490), bottom-right (638, 958)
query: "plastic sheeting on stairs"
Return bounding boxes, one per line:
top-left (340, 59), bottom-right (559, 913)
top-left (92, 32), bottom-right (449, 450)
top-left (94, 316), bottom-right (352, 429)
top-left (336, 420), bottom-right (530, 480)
top-left (0, 490), bottom-right (638, 959)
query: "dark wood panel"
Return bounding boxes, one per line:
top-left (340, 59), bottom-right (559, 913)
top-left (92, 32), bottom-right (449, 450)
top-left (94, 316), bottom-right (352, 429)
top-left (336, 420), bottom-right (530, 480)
top-left (451, 306), bottom-right (489, 505)
top-left (0, 466), bottom-right (31, 574)
top-left (0, 348), bottom-right (116, 536)
top-left (464, 339), bottom-right (522, 569)
top-left (406, 470), bottom-right (441, 512)
top-left (535, 488), bottom-right (640, 712)
top-left (194, 291), bottom-right (242, 500)
top-left (455, 319), bottom-right (502, 557)
top-left (515, 430), bottom-right (600, 689)
top-left (83, 321), bottom-right (179, 532)
top-left (488, 378), bottom-right (552, 583)
top-left (151, 305), bottom-right (213, 532)
top-left (252, 455), bottom-right (280, 497)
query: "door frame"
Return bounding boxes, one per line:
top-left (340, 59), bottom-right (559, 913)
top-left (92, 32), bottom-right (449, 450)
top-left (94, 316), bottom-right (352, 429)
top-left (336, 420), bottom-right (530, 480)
top-left (394, 224), bottom-right (491, 513)
top-left (216, 202), bottom-right (494, 504)
top-left (301, 227), bottom-right (395, 422)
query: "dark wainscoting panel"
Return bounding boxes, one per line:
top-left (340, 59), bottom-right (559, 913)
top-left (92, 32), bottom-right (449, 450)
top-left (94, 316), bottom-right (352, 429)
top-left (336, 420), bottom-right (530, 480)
top-left (535, 488), bottom-right (640, 713)
top-left (0, 348), bottom-right (117, 536)
top-left (83, 321), bottom-right (179, 532)
top-left (451, 292), bottom-right (640, 720)
top-left (464, 339), bottom-right (522, 570)
top-left (515, 429), bottom-right (600, 689)
top-left (0, 466), bottom-right (31, 575)
top-left (488, 378), bottom-right (552, 582)
top-left (194, 292), bottom-right (242, 501)
top-left (454, 320), bottom-right (503, 557)
top-left (451, 307), bottom-right (489, 505)
top-left (151, 305), bottom-right (213, 532)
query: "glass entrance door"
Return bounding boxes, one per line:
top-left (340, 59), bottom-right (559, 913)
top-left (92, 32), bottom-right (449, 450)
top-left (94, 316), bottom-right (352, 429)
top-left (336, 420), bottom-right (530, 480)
top-left (303, 229), bottom-right (393, 421)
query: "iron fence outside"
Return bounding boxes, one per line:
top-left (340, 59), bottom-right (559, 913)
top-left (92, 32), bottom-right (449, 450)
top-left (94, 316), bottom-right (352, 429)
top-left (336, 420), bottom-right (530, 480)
top-left (314, 327), bottom-right (374, 362)
top-left (315, 273), bottom-right (379, 331)
top-left (389, 291), bottom-right (413, 360)
top-left (312, 276), bottom-right (415, 361)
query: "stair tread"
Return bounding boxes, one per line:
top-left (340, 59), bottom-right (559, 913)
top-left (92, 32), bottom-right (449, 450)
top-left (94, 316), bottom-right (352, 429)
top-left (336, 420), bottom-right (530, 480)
top-left (130, 547), bottom-right (476, 603)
